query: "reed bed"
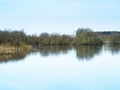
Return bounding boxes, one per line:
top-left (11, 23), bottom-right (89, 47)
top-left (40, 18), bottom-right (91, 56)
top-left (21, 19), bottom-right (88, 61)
top-left (0, 45), bottom-right (33, 55)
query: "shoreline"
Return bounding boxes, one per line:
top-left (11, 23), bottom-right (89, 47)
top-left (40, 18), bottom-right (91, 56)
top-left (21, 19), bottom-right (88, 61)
top-left (1, 44), bottom-right (120, 55)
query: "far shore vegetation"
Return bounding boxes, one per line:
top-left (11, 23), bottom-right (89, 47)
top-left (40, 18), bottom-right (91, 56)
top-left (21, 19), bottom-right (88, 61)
top-left (0, 28), bottom-right (120, 55)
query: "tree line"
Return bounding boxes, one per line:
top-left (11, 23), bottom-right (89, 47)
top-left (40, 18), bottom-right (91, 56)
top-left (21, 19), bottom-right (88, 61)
top-left (0, 28), bottom-right (120, 46)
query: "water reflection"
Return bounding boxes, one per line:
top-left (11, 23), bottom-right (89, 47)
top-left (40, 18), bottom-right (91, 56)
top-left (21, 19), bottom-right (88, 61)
top-left (105, 45), bottom-right (120, 55)
top-left (0, 45), bottom-right (120, 63)
top-left (34, 46), bottom-right (72, 56)
top-left (0, 52), bottom-right (30, 63)
top-left (74, 46), bottom-right (102, 60)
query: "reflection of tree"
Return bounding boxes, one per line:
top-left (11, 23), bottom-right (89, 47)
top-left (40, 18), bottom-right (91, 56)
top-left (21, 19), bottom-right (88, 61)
top-left (34, 46), bottom-right (72, 57)
top-left (0, 46), bottom-right (104, 63)
top-left (107, 45), bottom-right (120, 54)
top-left (0, 52), bottom-right (30, 63)
top-left (75, 46), bottom-right (101, 60)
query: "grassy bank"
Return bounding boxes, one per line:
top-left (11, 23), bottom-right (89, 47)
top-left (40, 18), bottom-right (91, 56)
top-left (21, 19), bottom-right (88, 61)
top-left (0, 45), bottom-right (33, 55)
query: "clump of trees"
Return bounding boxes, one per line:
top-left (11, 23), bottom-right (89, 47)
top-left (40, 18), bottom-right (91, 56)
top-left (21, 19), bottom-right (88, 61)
top-left (72, 28), bottom-right (103, 45)
top-left (0, 28), bottom-right (119, 47)
top-left (107, 33), bottom-right (120, 44)
top-left (0, 30), bottom-right (26, 46)
top-left (37, 33), bottom-right (73, 46)
top-left (0, 30), bottom-right (73, 46)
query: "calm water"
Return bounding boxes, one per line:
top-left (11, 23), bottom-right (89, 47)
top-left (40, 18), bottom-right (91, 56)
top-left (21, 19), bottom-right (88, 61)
top-left (0, 45), bottom-right (120, 90)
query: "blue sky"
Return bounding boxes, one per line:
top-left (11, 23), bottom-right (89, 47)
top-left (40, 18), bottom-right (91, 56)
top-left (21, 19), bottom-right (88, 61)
top-left (0, 0), bottom-right (120, 35)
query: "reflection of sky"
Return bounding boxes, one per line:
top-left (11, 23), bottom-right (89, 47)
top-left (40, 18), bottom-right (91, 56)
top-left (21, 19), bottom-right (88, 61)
top-left (0, 48), bottom-right (120, 90)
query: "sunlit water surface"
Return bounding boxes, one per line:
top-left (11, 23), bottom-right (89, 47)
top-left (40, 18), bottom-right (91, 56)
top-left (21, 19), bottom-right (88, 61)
top-left (0, 45), bottom-right (120, 90)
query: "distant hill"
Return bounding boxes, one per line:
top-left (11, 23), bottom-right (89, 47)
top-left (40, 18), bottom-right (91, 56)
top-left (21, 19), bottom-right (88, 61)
top-left (95, 31), bottom-right (120, 35)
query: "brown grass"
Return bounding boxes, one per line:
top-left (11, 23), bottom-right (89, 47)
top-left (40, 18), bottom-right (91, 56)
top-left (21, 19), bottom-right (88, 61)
top-left (0, 45), bottom-right (33, 55)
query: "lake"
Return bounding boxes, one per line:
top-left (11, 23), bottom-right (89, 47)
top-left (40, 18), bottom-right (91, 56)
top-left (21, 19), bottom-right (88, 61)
top-left (0, 45), bottom-right (120, 90)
